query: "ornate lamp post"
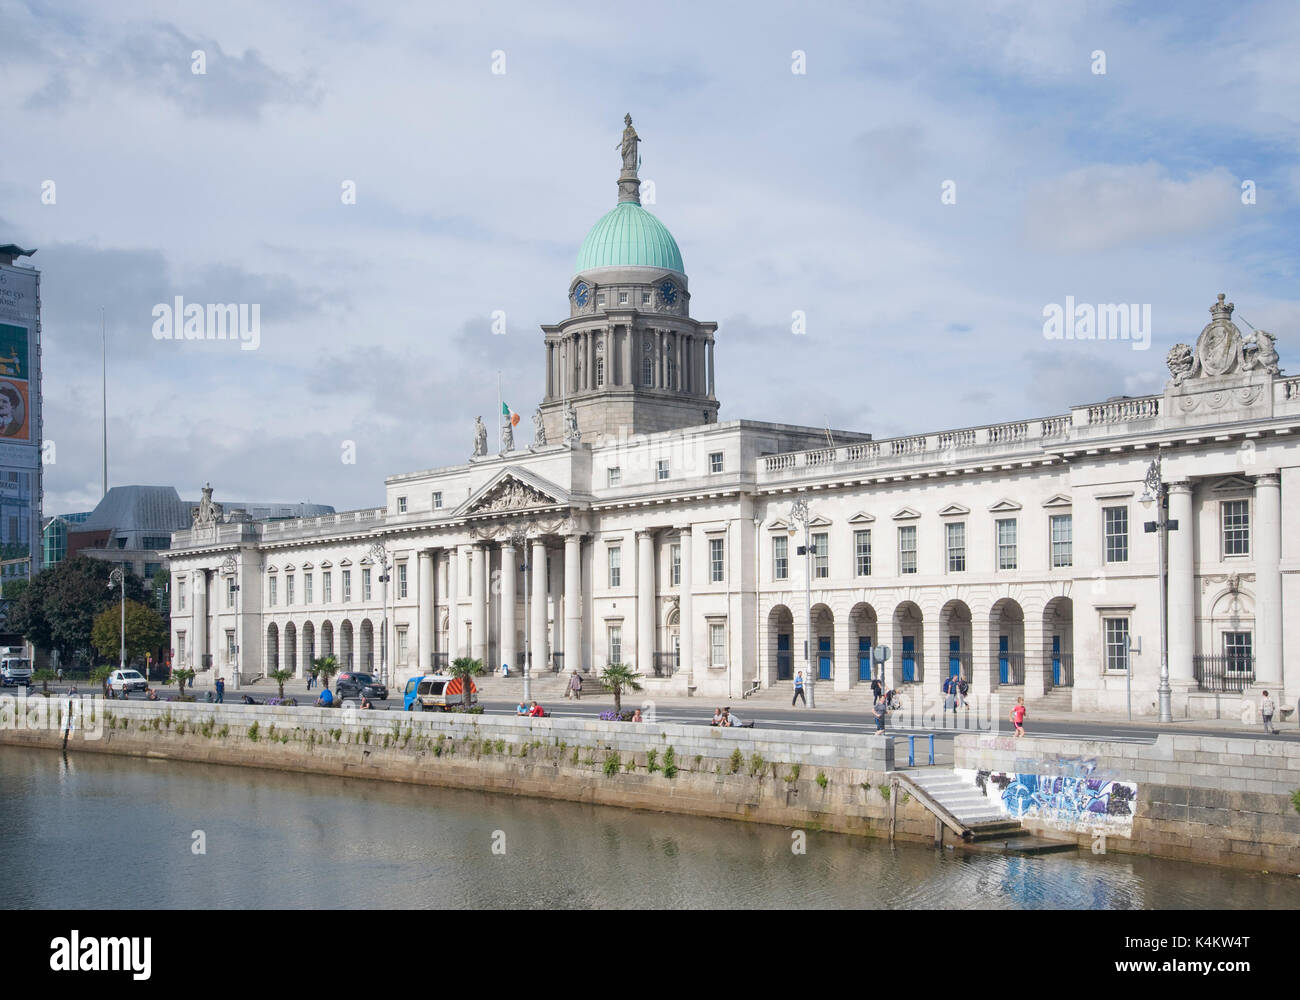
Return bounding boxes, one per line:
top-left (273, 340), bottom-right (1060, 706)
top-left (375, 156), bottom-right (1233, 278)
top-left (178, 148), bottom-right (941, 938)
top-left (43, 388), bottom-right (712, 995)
top-left (790, 497), bottom-right (815, 709)
top-left (1141, 453), bottom-right (1176, 724)
top-left (221, 555), bottom-right (241, 689)
top-left (108, 567), bottom-right (126, 673)
top-left (368, 541), bottom-right (391, 685)
top-left (510, 524), bottom-right (533, 705)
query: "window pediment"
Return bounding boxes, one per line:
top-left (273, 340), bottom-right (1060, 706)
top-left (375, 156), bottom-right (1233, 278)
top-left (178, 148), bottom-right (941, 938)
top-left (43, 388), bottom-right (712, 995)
top-left (987, 499), bottom-right (1022, 513)
top-left (1042, 494), bottom-right (1073, 508)
top-left (892, 507), bottom-right (921, 521)
top-left (938, 503), bottom-right (969, 517)
top-left (847, 511), bottom-right (875, 524)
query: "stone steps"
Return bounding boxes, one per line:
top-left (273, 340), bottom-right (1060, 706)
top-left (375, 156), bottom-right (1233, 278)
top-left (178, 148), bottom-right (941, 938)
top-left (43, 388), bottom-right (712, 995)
top-left (906, 770), bottom-right (1010, 828)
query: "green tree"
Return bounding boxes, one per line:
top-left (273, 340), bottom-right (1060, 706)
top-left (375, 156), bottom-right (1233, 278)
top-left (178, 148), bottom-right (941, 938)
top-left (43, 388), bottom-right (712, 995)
top-left (32, 667), bottom-right (56, 696)
top-left (448, 656), bottom-right (484, 711)
top-left (598, 662), bottom-right (643, 715)
top-left (91, 600), bottom-right (167, 667)
top-left (8, 557), bottom-right (147, 664)
top-left (269, 668), bottom-right (293, 699)
top-left (172, 667), bottom-right (195, 697)
top-left (313, 655), bottom-right (338, 690)
top-left (91, 665), bottom-right (112, 696)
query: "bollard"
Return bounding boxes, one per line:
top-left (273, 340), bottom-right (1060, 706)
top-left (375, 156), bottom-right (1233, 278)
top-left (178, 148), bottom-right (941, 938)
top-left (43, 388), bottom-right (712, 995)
top-left (907, 734), bottom-right (915, 767)
top-left (928, 733), bottom-right (935, 765)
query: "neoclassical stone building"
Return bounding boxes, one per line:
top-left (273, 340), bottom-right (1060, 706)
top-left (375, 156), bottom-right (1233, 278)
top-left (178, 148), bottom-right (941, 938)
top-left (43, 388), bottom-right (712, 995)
top-left (167, 121), bottom-right (1297, 717)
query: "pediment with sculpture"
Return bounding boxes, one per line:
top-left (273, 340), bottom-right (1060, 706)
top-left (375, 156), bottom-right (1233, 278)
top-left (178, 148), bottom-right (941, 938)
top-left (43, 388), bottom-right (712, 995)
top-left (466, 475), bottom-right (559, 516)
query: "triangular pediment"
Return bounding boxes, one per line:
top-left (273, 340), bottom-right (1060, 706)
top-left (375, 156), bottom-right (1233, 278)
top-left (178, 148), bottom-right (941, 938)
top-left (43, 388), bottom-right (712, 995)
top-left (319, 560), bottom-right (332, 568)
top-left (768, 518), bottom-right (791, 531)
top-left (808, 515), bottom-right (832, 528)
top-left (1042, 494), bottom-right (1073, 508)
top-left (457, 466), bottom-right (570, 518)
top-left (988, 499), bottom-right (1023, 513)
top-left (265, 564), bottom-right (278, 573)
top-left (892, 507), bottom-right (921, 521)
top-left (359, 556), bottom-right (372, 566)
top-left (848, 511), bottom-right (875, 524)
top-left (938, 503), bottom-right (969, 517)
top-left (338, 558), bottom-right (352, 567)
top-left (282, 563), bottom-right (296, 572)
top-left (301, 561), bottom-right (313, 570)
top-left (1210, 476), bottom-right (1253, 493)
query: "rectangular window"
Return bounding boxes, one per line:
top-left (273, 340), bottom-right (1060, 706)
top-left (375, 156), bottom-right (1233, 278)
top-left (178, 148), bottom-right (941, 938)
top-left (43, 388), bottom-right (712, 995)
top-left (812, 532), bottom-right (828, 578)
top-left (946, 522), bottom-right (966, 573)
top-left (774, 536), bottom-right (789, 580)
top-left (596, 356), bottom-right (605, 386)
top-left (671, 543), bottom-right (681, 586)
top-left (1222, 500), bottom-right (1249, 556)
top-left (1104, 617), bottom-right (1130, 672)
top-left (608, 545), bottom-right (621, 588)
top-left (225, 629), bottom-right (236, 663)
top-left (397, 496), bottom-right (407, 513)
top-left (177, 632), bottom-right (186, 665)
top-left (898, 525), bottom-right (917, 575)
top-left (269, 576), bottom-right (277, 607)
top-left (608, 467), bottom-right (621, 487)
top-left (596, 293), bottom-right (605, 306)
top-left (1223, 631), bottom-right (1253, 673)
top-left (363, 568), bottom-right (372, 601)
top-left (854, 529), bottom-right (871, 577)
top-left (144, 562), bottom-right (161, 578)
top-left (178, 579), bottom-right (186, 611)
top-left (996, 518), bottom-right (1018, 570)
top-left (709, 451), bottom-right (723, 474)
top-left (397, 627), bottom-right (409, 665)
top-left (608, 625), bottom-right (622, 665)
top-left (226, 576), bottom-right (236, 609)
top-left (432, 491), bottom-right (443, 510)
top-left (641, 290), bottom-right (650, 306)
top-left (710, 623), bottom-right (726, 667)
top-left (1104, 507), bottom-right (1128, 563)
top-left (398, 563), bottom-right (408, 599)
top-left (304, 573), bottom-right (313, 605)
top-left (619, 291), bottom-right (629, 305)
top-left (286, 575), bottom-right (295, 605)
top-left (323, 572), bottom-right (332, 603)
top-left (710, 538), bottom-right (724, 582)
top-left (342, 569), bottom-right (352, 602)
top-left (644, 357), bottom-right (654, 385)
top-left (656, 459), bottom-right (669, 480)
top-left (1050, 514), bottom-right (1073, 568)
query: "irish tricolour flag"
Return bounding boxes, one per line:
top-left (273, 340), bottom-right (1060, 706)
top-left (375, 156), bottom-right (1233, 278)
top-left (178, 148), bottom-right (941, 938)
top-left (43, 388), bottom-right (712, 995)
top-left (502, 402), bottom-right (520, 426)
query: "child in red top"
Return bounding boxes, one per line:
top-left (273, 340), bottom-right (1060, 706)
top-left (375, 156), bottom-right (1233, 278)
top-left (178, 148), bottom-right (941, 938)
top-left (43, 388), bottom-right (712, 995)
top-left (1011, 696), bottom-right (1026, 737)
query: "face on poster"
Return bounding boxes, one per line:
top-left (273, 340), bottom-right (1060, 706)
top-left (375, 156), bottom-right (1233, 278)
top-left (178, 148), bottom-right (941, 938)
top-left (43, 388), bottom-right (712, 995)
top-left (0, 325), bottom-right (30, 441)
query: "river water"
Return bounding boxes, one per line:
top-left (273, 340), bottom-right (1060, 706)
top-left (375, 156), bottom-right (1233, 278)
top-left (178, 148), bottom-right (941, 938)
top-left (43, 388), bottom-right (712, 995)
top-left (3, 746), bottom-right (1296, 909)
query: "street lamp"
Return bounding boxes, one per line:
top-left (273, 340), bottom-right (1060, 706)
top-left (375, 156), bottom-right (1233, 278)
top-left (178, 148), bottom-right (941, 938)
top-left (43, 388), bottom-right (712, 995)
top-left (108, 567), bottom-right (126, 673)
top-left (790, 497), bottom-right (815, 709)
top-left (510, 524), bottom-right (533, 705)
top-left (221, 555), bottom-right (241, 689)
top-left (368, 541), bottom-right (390, 685)
top-left (1141, 452), bottom-right (1177, 724)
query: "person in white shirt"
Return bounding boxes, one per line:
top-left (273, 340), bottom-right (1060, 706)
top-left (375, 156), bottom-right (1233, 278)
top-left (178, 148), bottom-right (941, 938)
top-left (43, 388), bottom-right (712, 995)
top-left (711, 708), bottom-right (724, 727)
top-left (1259, 691), bottom-right (1276, 735)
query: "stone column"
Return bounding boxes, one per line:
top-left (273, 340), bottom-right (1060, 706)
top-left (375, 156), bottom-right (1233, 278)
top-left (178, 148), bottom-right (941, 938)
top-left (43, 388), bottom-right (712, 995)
top-left (655, 330), bottom-right (664, 388)
top-left (678, 527), bottom-right (694, 687)
top-left (1023, 611), bottom-right (1047, 700)
top-left (637, 531), bottom-right (655, 672)
top-left (531, 539), bottom-right (547, 673)
top-left (500, 542), bottom-right (517, 674)
top-left (418, 549), bottom-right (434, 673)
top-left (970, 610), bottom-right (994, 696)
top-left (923, 612), bottom-right (943, 700)
top-left (836, 612), bottom-right (857, 694)
top-left (453, 544), bottom-right (469, 658)
top-left (1255, 473), bottom-right (1283, 687)
top-left (471, 544), bottom-right (487, 665)
top-left (707, 340), bottom-right (715, 397)
top-left (192, 569), bottom-right (208, 673)
top-left (1166, 482), bottom-right (1196, 685)
top-left (564, 534), bottom-right (583, 672)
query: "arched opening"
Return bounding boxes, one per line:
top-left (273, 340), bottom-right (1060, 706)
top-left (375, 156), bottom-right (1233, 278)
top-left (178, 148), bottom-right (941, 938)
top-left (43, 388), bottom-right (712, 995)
top-left (340, 620), bottom-right (354, 671)
top-left (320, 620), bottom-right (335, 661)
top-left (891, 602), bottom-right (924, 687)
top-left (849, 602), bottom-right (878, 683)
top-left (940, 600), bottom-right (973, 687)
top-left (811, 604), bottom-right (834, 682)
top-left (283, 622), bottom-right (297, 680)
top-left (990, 598), bottom-right (1026, 686)
top-left (1043, 597), bottom-right (1074, 689)
top-left (301, 621), bottom-right (316, 678)
top-left (265, 623), bottom-right (279, 674)
top-left (661, 607), bottom-right (680, 677)
top-left (360, 619), bottom-right (375, 674)
top-left (768, 605), bottom-right (794, 682)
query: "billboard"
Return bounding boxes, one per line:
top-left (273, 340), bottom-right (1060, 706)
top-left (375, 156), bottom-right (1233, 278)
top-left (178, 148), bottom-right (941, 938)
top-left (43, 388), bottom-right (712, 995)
top-left (0, 260), bottom-right (41, 575)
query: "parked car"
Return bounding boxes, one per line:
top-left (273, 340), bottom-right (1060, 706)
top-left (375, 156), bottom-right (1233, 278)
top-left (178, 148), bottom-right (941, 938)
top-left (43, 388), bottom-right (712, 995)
top-left (107, 669), bottom-right (148, 695)
top-left (403, 674), bottom-right (478, 712)
top-left (335, 672), bottom-right (388, 700)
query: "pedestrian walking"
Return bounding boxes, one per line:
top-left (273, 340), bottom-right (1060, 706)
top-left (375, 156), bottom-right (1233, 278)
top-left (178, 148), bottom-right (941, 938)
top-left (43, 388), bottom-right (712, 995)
top-left (942, 674), bottom-right (956, 723)
top-left (1010, 695), bottom-right (1026, 738)
top-left (1259, 691), bottom-right (1276, 735)
top-left (567, 671), bottom-right (582, 700)
top-left (792, 670), bottom-right (807, 707)
top-left (872, 696), bottom-right (886, 732)
top-left (215, 677), bottom-right (225, 704)
top-left (56, 667), bottom-right (63, 684)
top-left (957, 674), bottom-right (969, 709)
top-left (307, 672), bottom-right (315, 691)
top-left (870, 676), bottom-right (883, 705)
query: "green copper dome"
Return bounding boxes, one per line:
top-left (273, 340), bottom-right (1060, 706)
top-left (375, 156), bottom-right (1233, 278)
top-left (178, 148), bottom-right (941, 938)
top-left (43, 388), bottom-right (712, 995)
top-left (575, 201), bottom-right (684, 274)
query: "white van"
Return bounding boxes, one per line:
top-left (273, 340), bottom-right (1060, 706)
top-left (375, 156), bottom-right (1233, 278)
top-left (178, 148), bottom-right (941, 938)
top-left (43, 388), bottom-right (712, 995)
top-left (0, 650), bottom-right (31, 687)
top-left (403, 674), bottom-right (479, 712)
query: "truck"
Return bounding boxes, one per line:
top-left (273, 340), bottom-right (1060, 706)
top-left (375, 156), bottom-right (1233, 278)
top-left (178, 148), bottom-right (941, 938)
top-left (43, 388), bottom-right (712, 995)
top-left (402, 674), bottom-right (479, 712)
top-left (0, 646), bottom-right (32, 687)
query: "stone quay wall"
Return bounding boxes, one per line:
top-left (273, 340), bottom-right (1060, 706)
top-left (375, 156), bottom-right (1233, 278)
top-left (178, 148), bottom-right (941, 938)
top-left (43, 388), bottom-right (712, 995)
top-left (954, 733), bottom-right (1300, 874)
top-left (0, 696), bottom-right (940, 845)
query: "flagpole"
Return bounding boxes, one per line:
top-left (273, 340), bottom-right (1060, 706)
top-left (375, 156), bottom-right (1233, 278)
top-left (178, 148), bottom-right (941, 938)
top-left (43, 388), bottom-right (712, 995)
top-left (497, 370), bottom-right (502, 452)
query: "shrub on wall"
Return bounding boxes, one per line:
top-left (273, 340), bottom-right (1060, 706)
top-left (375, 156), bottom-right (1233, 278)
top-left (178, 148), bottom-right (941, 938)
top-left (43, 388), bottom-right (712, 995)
top-left (1292, 789), bottom-right (1300, 815)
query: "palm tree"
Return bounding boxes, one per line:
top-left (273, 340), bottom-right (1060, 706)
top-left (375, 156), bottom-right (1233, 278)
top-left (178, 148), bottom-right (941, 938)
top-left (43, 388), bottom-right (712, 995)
top-left (91, 665), bottom-right (112, 697)
top-left (598, 662), bottom-right (643, 716)
top-left (173, 667), bottom-right (196, 698)
top-left (312, 655), bottom-right (338, 691)
top-left (269, 668), bottom-right (294, 700)
top-left (448, 656), bottom-right (484, 711)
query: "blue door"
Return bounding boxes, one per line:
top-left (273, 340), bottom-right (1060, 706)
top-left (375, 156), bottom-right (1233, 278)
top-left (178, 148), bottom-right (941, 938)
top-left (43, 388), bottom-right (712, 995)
top-left (902, 635), bottom-right (915, 683)
top-left (818, 637), bottom-right (831, 681)
top-left (999, 635), bottom-right (1009, 685)
top-left (1051, 635), bottom-right (1061, 686)
top-left (777, 633), bottom-right (792, 681)
top-left (858, 637), bottom-right (873, 681)
top-left (948, 635), bottom-right (961, 678)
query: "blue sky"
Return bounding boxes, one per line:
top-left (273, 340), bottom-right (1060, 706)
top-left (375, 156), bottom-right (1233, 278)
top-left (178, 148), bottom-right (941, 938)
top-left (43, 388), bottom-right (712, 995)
top-left (2, 0), bottom-right (1298, 512)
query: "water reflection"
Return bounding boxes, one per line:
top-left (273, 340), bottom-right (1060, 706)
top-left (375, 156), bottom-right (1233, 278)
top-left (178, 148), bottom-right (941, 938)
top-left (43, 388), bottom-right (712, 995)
top-left (2, 746), bottom-right (1296, 910)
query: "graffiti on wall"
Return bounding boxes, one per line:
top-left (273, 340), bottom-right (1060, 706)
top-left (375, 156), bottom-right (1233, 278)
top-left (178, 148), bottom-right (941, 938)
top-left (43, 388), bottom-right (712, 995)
top-left (956, 761), bottom-right (1138, 837)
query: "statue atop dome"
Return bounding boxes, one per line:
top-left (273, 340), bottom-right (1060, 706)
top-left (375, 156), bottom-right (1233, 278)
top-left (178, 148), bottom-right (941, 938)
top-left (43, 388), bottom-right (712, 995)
top-left (617, 114), bottom-right (642, 204)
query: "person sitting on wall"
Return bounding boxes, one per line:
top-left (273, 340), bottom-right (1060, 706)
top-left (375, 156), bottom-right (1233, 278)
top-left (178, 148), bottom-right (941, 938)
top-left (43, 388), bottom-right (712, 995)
top-left (526, 701), bottom-right (545, 718)
top-left (631, 709), bottom-right (643, 723)
top-left (711, 708), bottom-right (724, 727)
top-left (516, 702), bottom-right (529, 716)
top-left (146, 687), bottom-right (159, 701)
top-left (316, 687), bottom-right (334, 708)
top-left (359, 694), bottom-right (373, 710)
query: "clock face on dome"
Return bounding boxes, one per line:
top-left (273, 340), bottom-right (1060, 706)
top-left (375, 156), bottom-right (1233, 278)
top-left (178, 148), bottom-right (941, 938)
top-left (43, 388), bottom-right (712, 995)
top-left (659, 281), bottom-right (677, 305)
top-left (573, 283), bottom-right (590, 307)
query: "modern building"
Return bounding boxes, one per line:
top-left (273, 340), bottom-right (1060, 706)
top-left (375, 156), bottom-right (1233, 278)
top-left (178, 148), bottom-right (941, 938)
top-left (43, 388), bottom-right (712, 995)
top-left (41, 511), bottom-right (92, 568)
top-left (0, 244), bottom-right (43, 582)
top-left (165, 121), bottom-right (1297, 717)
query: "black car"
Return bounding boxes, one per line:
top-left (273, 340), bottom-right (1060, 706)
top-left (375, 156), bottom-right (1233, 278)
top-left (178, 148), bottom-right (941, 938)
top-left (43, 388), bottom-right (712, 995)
top-left (335, 672), bottom-right (388, 700)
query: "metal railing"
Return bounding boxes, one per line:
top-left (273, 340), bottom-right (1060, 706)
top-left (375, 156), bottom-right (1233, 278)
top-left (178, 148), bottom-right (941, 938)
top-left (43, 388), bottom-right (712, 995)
top-left (1194, 654), bottom-right (1254, 693)
top-left (998, 652), bottom-right (1025, 686)
top-left (1048, 652), bottom-right (1074, 689)
top-left (652, 652), bottom-right (678, 678)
